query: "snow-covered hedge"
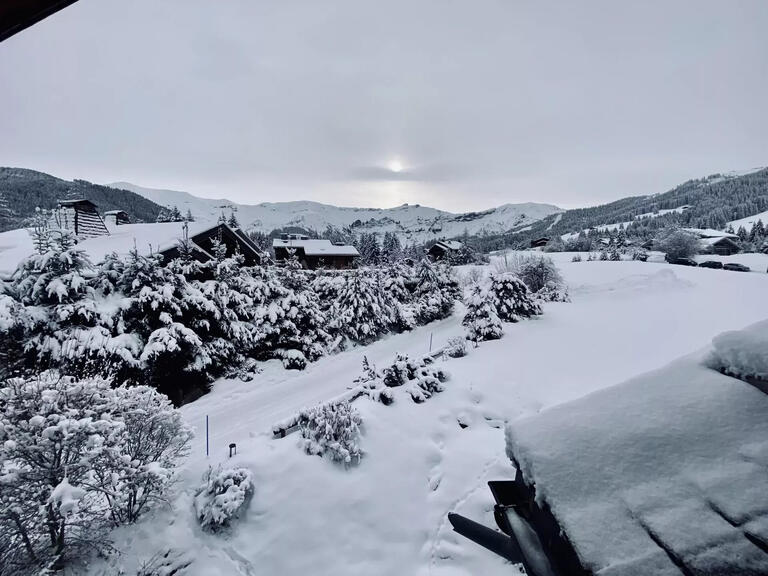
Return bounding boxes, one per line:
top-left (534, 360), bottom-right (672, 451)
top-left (0, 229), bottom-right (459, 404)
top-left (0, 373), bottom-right (192, 571)
top-left (444, 336), bottom-right (467, 358)
top-left (298, 401), bottom-right (363, 465)
top-left (194, 466), bottom-right (254, 532)
top-left (708, 320), bottom-right (768, 381)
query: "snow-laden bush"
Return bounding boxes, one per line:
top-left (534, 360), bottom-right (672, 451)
top-left (707, 320), bottom-right (768, 381)
top-left (379, 354), bottom-right (447, 402)
top-left (463, 284), bottom-right (503, 342)
top-left (535, 281), bottom-right (571, 303)
top-left (655, 226), bottom-right (699, 260)
top-left (0, 374), bottom-right (191, 571)
top-left (354, 357), bottom-right (394, 405)
top-left (413, 259), bottom-right (459, 324)
top-left (513, 255), bottom-right (564, 294)
top-left (278, 348), bottom-right (308, 370)
top-left (298, 401), bottom-right (363, 465)
top-left (489, 272), bottom-right (542, 322)
top-left (571, 254), bottom-right (582, 262)
top-left (194, 466), bottom-right (254, 532)
top-left (444, 336), bottom-right (467, 358)
top-left (405, 363), bottom-right (448, 403)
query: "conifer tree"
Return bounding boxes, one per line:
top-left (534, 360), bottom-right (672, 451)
top-left (463, 283), bottom-right (503, 342)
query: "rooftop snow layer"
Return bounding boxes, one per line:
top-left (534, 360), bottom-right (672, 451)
top-left (272, 238), bottom-right (359, 256)
top-left (683, 227), bottom-right (738, 239)
top-left (506, 326), bottom-right (768, 575)
top-left (0, 220), bottom-right (215, 275)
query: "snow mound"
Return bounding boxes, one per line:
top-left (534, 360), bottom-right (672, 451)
top-left (506, 344), bottom-right (768, 574)
top-left (708, 319), bottom-right (768, 381)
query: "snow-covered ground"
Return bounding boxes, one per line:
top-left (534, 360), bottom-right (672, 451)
top-left (87, 254), bottom-right (768, 575)
top-left (729, 209), bottom-right (768, 231)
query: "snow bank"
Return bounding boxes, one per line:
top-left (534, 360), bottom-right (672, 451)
top-left (506, 349), bottom-right (768, 574)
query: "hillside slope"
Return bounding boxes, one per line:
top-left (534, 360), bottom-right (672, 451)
top-left (0, 168), bottom-right (163, 232)
top-left (113, 181), bottom-right (562, 244)
top-left (508, 167), bottom-right (768, 245)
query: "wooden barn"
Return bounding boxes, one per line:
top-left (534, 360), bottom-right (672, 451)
top-left (159, 223), bottom-right (264, 266)
top-left (104, 210), bottom-right (130, 226)
top-left (427, 240), bottom-right (463, 261)
top-left (54, 199), bottom-right (110, 238)
top-left (530, 237), bottom-right (550, 248)
top-left (272, 234), bottom-right (359, 269)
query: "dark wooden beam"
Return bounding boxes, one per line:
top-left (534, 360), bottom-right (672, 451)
top-left (0, 0), bottom-right (80, 43)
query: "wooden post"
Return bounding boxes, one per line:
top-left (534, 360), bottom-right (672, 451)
top-left (206, 415), bottom-right (209, 458)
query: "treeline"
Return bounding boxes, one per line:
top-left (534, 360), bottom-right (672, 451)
top-left (0, 228), bottom-right (459, 405)
top-left (0, 167), bottom-right (164, 231)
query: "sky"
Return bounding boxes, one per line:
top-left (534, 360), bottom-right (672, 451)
top-left (1, 1), bottom-right (767, 212)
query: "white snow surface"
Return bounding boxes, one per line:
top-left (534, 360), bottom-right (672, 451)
top-left (86, 254), bottom-right (768, 575)
top-left (112, 181), bottom-right (563, 243)
top-left (506, 345), bottom-right (768, 574)
top-left (729, 209), bottom-right (768, 231)
top-left (0, 220), bottom-right (217, 275)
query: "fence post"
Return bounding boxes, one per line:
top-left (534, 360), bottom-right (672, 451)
top-left (429, 332), bottom-right (433, 353)
top-left (206, 415), bottom-right (209, 458)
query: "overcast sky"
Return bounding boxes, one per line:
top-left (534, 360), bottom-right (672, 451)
top-left (1, 1), bottom-right (766, 212)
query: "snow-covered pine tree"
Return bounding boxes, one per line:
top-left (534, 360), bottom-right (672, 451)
top-left (333, 268), bottom-right (396, 344)
top-left (227, 211), bottom-right (240, 228)
top-left (489, 271), bottom-right (542, 322)
top-left (463, 282), bottom-right (503, 342)
top-left (413, 258), bottom-right (458, 324)
top-left (273, 265), bottom-right (332, 366)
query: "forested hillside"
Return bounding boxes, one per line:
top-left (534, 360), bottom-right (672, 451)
top-left (502, 168), bottom-right (768, 248)
top-left (0, 167), bottom-right (163, 232)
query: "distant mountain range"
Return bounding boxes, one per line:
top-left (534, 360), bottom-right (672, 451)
top-left (111, 181), bottom-right (562, 244)
top-left (2, 165), bottom-right (767, 248)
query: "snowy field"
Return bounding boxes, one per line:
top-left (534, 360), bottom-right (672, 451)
top-left (87, 253), bottom-right (768, 575)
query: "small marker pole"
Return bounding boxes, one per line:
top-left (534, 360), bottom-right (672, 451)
top-left (206, 415), bottom-right (209, 458)
top-left (429, 332), bottom-right (433, 353)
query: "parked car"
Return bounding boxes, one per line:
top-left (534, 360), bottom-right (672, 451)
top-left (665, 256), bottom-right (698, 267)
top-left (723, 263), bottom-right (750, 272)
top-left (698, 260), bottom-right (724, 269)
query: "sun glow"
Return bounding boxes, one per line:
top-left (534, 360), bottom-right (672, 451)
top-left (388, 159), bottom-right (403, 173)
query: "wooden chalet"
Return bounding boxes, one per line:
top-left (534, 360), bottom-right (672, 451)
top-left (104, 210), bottom-right (130, 226)
top-left (684, 228), bottom-right (741, 256)
top-left (159, 223), bottom-right (264, 266)
top-left (530, 237), bottom-right (550, 248)
top-left (427, 240), bottom-right (463, 261)
top-left (272, 234), bottom-right (359, 269)
top-left (54, 199), bottom-right (110, 239)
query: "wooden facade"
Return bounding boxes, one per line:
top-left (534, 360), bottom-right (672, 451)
top-left (159, 223), bottom-right (264, 266)
top-left (273, 234), bottom-right (359, 269)
top-left (55, 199), bottom-right (110, 239)
top-left (104, 210), bottom-right (130, 226)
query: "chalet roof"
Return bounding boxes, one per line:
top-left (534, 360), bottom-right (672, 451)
top-left (436, 240), bottom-right (463, 251)
top-left (700, 235), bottom-right (741, 247)
top-left (683, 227), bottom-right (738, 239)
top-left (273, 237), bottom-right (359, 257)
top-left (58, 198), bottom-right (97, 208)
top-left (103, 209), bottom-right (128, 216)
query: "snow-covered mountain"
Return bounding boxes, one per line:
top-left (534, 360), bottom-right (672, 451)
top-left (111, 182), bottom-right (562, 243)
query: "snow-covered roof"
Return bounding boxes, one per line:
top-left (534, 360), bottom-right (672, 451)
top-left (506, 333), bottom-right (768, 575)
top-left (0, 220), bottom-right (218, 274)
top-left (699, 236), bottom-right (740, 247)
top-left (272, 237), bottom-right (359, 256)
top-left (436, 240), bottom-right (463, 251)
top-left (683, 227), bottom-right (738, 239)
